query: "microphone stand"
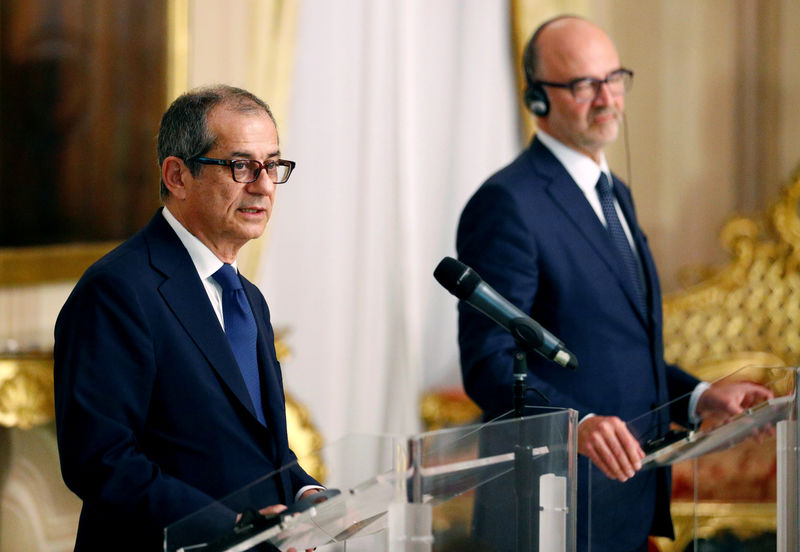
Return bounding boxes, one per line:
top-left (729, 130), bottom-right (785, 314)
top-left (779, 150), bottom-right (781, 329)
top-left (510, 319), bottom-right (535, 551)
top-left (513, 348), bottom-right (528, 418)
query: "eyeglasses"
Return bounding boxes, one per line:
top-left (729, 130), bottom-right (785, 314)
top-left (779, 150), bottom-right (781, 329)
top-left (534, 68), bottom-right (633, 103)
top-left (189, 157), bottom-right (296, 184)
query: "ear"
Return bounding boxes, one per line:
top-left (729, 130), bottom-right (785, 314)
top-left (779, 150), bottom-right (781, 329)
top-left (162, 156), bottom-right (191, 200)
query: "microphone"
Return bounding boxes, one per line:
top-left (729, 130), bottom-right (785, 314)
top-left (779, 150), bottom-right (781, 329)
top-left (434, 256), bottom-right (578, 370)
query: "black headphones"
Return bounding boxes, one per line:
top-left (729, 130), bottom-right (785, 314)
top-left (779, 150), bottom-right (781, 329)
top-left (523, 15), bottom-right (579, 117)
top-left (524, 82), bottom-right (549, 117)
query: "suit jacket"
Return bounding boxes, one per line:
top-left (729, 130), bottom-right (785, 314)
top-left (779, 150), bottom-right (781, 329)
top-left (456, 137), bottom-right (699, 552)
top-left (54, 210), bottom-right (317, 551)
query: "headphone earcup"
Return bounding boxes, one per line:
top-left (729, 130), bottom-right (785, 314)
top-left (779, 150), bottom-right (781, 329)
top-left (525, 84), bottom-right (549, 116)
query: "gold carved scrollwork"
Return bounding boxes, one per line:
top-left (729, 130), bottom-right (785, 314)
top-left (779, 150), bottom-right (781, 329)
top-left (420, 389), bottom-right (482, 431)
top-left (652, 502), bottom-right (777, 552)
top-left (285, 393), bottom-right (326, 483)
top-left (663, 166), bottom-right (800, 370)
top-left (0, 353), bottom-right (55, 429)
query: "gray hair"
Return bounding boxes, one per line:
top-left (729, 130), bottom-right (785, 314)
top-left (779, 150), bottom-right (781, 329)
top-left (157, 85), bottom-right (276, 200)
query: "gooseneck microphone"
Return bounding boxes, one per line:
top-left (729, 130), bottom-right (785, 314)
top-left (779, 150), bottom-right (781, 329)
top-left (434, 256), bottom-right (578, 370)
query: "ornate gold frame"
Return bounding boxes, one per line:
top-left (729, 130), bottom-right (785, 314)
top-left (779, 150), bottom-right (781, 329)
top-left (0, 0), bottom-right (189, 288)
top-left (0, 352), bottom-right (55, 429)
top-left (0, 242), bottom-right (119, 286)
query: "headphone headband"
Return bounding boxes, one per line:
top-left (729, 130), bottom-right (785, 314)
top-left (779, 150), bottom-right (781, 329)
top-left (523, 15), bottom-right (583, 116)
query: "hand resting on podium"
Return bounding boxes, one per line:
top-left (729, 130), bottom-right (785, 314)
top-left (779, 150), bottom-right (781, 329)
top-left (695, 380), bottom-right (774, 429)
top-left (578, 415), bottom-right (645, 482)
top-left (578, 380), bottom-right (774, 483)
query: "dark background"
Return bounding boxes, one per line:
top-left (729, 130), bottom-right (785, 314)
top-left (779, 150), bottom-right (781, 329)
top-left (0, 0), bottom-right (167, 247)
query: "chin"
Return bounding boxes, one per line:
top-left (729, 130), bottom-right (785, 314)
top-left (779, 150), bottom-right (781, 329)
top-left (590, 128), bottom-right (619, 149)
top-left (247, 226), bottom-right (268, 240)
top-left (235, 222), bottom-right (268, 242)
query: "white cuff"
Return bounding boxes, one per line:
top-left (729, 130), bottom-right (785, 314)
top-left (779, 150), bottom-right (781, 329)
top-left (295, 484), bottom-right (325, 503)
top-left (688, 381), bottom-right (712, 424)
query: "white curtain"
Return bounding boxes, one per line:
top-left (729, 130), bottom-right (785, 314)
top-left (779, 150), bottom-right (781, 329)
top-left (258, 0), bottom-right (521, 443)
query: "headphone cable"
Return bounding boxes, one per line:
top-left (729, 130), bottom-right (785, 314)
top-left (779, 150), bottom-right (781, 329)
top-left (622, 111), bottom-right (633, 189)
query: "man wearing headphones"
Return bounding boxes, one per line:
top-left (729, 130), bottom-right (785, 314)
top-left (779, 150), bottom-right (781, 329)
top-left (456, 15), bottom-right (771, 551)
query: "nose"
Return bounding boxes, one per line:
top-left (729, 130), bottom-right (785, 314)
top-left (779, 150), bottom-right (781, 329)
top-left (247, 168), bottom-right (276, 195)
top-left (593, 81), bottom-right (615, 106)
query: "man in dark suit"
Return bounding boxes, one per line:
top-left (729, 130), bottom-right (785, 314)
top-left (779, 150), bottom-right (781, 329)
top-left (456, 16), bottom-right (771, 552)
top-left (54, 85), bottom-right (320, 551)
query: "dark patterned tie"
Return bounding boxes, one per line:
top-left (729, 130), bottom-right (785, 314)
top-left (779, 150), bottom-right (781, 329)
top-left (596, 173), bottom-right (647, 313)
top-left (212, 264), bottom-right (266, 426)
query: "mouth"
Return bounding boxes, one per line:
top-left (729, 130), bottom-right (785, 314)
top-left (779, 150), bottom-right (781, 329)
top-left (237, 207), bottom-right (267, 216)
top-left (592, 109), bottom-right (619, 124)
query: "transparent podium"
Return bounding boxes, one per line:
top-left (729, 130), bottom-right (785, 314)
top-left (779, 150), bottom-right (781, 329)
top-left (588, 365), bottom-right (798, 552)
top-left (165, 408), bottom-right (577, 552)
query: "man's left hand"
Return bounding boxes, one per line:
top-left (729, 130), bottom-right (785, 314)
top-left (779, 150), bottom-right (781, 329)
top-left (696, 380), bottom-right (773, 424)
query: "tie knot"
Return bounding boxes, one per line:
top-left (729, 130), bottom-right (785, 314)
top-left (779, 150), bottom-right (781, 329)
top-left (212, 264), bottom-right (242, 292)
top-left (596, 172), bottom-right (612, 195)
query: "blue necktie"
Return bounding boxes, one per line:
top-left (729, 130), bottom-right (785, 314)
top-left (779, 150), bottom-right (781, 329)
top-left (212, 264), bottom-right (266, 426)
top-left (596, 173), bottom-right (648, 313)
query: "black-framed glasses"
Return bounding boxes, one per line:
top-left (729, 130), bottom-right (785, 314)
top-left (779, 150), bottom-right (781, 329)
top-left (535, 68), bottom-right (633, 103)
top-left (189, 157), bottom-right (296, 184)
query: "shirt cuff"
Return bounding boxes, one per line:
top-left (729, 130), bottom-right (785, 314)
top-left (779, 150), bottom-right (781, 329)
top-left (295, 484), bottom-right (325, 503)
top-left (688, 381), bottom-right (712, 424)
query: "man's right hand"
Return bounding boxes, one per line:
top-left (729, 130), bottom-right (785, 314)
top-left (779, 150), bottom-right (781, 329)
top-left (256, 504), bottom-right (315, 552)
top-left (578, 415), bottom-right (645, 482)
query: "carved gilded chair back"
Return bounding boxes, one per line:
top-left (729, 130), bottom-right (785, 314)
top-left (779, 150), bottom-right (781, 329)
top-left (664, 168), bottom-right (800, 373)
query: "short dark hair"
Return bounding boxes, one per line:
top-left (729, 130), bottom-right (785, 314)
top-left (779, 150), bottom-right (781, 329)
top-left (157, 85), bottom-right (276, 200)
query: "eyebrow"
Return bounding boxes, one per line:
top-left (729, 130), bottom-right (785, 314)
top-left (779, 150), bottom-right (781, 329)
top-left (229, 150), bottom-right (281, 160)
top-left (571, 67), bottom-right (625, 82)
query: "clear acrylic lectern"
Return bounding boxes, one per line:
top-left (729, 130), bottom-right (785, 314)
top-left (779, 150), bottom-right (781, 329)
top-left (165, 408), bottom-right (577, 552)
top-left (588, 365), bottom-right (798, 551)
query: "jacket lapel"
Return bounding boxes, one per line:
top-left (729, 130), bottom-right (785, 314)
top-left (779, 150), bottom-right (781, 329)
top-left (528, 140), bottom-right (649, 326)
top-left (243, 280), bottom-right (288, 456)
top-left (143, 211), bottom-right (263, 423)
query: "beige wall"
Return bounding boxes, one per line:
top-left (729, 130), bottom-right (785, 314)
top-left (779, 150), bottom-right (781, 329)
top-left (597, 0), bottom-right (800, 291)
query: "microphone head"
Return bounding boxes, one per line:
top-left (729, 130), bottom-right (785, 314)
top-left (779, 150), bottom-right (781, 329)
top-left (434, 257), bottom-right (482, 300)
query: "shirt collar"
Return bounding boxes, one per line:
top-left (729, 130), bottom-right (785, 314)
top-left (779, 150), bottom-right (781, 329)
top-left (161, 206), bottom-right (237, 280)
top-left (536, 129), bottom-right (612, 196)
